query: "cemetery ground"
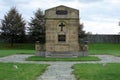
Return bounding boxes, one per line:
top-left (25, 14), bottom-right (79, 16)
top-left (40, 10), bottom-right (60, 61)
top-left (0, 55), bottom-right (120, 80)
top-left (0, 43), bottom-right (120, 57)
top-left (0, 43), bottom-right (120, 80)
top-left (0, 50), bottom-right (34, 57)
top-left (0, 43), bottom-right (35, 57)
top-left (89, 43), bottom-right (120, 56)
top-left (73, 63), bottom-right (120, 80)
top-left (0, 62), bottom-right (48, 80)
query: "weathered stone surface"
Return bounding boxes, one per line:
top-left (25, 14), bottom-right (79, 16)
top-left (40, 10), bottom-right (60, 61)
top-left (45, 5), bottom-right (80, 52)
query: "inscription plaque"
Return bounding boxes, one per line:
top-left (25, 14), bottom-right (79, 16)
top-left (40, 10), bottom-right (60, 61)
top-left (56, 10), bottom-right (68, 15)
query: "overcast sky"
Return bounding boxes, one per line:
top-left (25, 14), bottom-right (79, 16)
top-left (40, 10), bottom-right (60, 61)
top-left (0, 0), bottom-right (120, 34)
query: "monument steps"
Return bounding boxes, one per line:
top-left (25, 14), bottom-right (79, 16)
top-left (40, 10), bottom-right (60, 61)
top-left (35, 51), bottom-right (88, 57)
top-left (46, 52), bottom-right (78, 58)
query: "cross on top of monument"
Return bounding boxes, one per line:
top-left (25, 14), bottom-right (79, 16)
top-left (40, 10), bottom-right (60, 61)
top-left (59, 22), bottom-right (65, 31)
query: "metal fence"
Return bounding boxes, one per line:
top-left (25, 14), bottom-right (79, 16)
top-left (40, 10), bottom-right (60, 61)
top-left (83, 35), bottom-right (120, 43)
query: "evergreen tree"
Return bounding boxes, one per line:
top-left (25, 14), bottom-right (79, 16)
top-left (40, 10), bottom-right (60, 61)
top-left (78, 23), bottom-right (87, 38)
top-left (29, 9), bottom-right (45, 43)
top-left (78, 23), bottom-right (87, 50)
top-left (1, 7), bottom-right (25, 46)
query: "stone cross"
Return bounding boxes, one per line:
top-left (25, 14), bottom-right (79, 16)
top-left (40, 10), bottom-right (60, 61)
top-left (59, 22), bottom-right (65, 31)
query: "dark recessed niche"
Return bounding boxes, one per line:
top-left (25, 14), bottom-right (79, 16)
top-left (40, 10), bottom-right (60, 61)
top-left (56, 10), bottom-right (68, 15)
top-left (58, 35), bottom-right (66, 42)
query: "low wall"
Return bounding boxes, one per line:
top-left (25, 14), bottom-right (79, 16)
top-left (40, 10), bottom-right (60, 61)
top-left (82, 35), bottom-right (120, 43)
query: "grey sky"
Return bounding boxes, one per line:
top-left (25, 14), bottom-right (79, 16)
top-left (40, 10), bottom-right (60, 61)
top-left (0, 0), bottom-right (120, 34)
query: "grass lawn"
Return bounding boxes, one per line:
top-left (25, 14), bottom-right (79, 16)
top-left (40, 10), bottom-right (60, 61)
top-left (73, 63), bottom-right (120, 80)
top-left (0, 43), bottom-right (34, 50)
top-left (89, 43), bottom-right (120, 56)
top-left (0, 43), bottom-right (35, 57)
top-left (26, 56), bottom-right (100, 61)
top-left (0, 50), bottom-right (35, 57)
top-left (0, 62), bottom-right (48, 80)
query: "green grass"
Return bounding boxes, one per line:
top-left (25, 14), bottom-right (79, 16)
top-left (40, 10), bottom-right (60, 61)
top-left (0, 62), bottom-right (48, 80)
top-left (89, 43), bottom-right (120, 56)
top-left (0, 43), bottom-right (35, 57)
top-left (26, 56), bottom-right (100, 61)
top-left (73, 63), bottom-right (120, 80)
top-left (0, 43), bottom-right (34, 50)
top-left (0, 50), bottom-right (35, 57)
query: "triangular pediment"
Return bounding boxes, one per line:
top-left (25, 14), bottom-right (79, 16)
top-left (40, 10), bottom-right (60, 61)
top-left (45, 5), bottom-right (79, 19)
top-left (46, 5), bottom-right (78, 12)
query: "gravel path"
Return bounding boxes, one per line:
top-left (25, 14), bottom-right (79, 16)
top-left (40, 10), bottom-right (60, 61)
top-left (37, 64), bottom-right (76, 80)
top-left (0, 54), bottom-right (120, 80)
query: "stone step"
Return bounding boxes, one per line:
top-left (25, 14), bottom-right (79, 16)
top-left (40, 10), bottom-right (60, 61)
top-left (46, 52), bottom-right (81, 58)
top-left (36, 51), bottom-right (88, 57)
top-left (46, 56), bottom-right (77, 58)
top-left (49, 55), bottom-right (75, 57)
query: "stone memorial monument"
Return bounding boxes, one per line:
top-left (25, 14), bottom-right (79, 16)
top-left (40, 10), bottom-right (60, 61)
top-left (45, 5), bottom-right (80, 52)
top-left (36, 5), bottom-right (88, 57)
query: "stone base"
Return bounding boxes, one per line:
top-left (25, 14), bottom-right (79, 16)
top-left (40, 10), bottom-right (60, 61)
top-left (35, 51), bottom-right (46, 57)
top-left (35, 51), bottom-right (88, 58)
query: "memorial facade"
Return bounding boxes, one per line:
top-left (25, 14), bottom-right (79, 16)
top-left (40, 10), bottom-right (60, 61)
top-left (45, 5), bottom-right (80, 52)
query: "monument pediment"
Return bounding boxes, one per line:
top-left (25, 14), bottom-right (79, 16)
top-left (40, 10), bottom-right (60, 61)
top-left (45, 5), bottom-right (79, 19)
